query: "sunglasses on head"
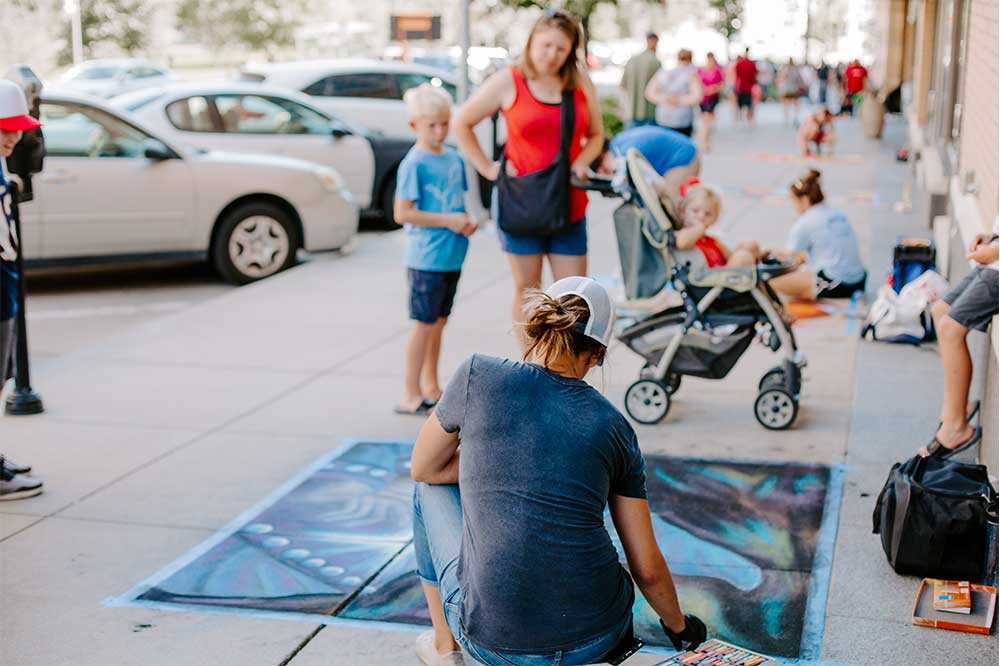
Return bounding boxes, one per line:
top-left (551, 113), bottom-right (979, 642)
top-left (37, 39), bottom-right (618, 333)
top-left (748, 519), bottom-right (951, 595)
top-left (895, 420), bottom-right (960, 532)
top-left (543, 8), bottom-right (573, 20)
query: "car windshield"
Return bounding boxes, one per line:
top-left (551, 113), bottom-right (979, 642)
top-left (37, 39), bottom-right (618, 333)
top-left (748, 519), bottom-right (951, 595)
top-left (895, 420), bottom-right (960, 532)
top-left (67, 65), bottom-right (122, 80)
top-left (111, 89), bottom-right (165, 111)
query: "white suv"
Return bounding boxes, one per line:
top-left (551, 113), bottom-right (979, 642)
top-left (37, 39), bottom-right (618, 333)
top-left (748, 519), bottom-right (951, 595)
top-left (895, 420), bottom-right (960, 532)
top-left (239, 59), bottom-right (497, 149)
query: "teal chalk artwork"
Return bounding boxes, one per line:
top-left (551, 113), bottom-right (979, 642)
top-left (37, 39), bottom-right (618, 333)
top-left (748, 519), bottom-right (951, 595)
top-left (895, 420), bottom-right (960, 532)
top-left (109, 441), bottom-right (842, 660)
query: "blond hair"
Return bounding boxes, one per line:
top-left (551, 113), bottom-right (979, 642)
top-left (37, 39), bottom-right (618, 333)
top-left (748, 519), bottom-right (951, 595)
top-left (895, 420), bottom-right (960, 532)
top-left (520, 290), bottom-right (605, 368)
top-left (403, 83), bottom-right (452, 120)
top-left (678, 183), bottom-right (722, 224)
top-left (518, 9), bottom-right (585, 92)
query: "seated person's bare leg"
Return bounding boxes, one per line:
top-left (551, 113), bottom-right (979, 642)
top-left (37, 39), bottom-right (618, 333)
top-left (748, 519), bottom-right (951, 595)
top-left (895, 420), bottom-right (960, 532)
top-left (727, 249), bottom-right (756, 267)
top-left (768, 269), bottom-right (819, 301)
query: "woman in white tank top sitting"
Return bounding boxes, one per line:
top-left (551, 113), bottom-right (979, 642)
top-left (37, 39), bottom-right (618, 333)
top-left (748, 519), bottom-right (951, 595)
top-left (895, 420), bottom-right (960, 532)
top-left (645, 49), bottom-right (702, 137)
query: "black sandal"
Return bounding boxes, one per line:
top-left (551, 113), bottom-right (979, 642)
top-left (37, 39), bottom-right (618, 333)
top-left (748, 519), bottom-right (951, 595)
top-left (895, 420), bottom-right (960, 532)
top-left (393, 400), bottom-right (434, 416)
top-left (926, 426), bottom-right (982, 458)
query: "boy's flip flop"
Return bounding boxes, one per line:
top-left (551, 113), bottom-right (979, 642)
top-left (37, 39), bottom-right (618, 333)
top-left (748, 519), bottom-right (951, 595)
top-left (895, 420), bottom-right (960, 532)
top-left (393, 400), bottom-right (434, 416)
top-left (926, 426), bottom-right (982, 459)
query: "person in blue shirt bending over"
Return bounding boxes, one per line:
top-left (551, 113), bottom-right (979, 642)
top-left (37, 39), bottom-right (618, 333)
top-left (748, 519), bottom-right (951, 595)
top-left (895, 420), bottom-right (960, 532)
top-left (592, 124), bottom-right (700, 216)
top-left (394, 83), bottom-right (477, 415)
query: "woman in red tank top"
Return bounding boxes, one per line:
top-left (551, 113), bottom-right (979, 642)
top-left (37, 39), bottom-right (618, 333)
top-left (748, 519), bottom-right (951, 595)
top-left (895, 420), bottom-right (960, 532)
top-left (454, 9), bottom-right (603, 330)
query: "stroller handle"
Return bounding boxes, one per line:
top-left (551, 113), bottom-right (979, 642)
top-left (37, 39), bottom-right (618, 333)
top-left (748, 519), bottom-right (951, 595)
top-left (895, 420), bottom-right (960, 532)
top-left (570, 174), bottom-right (620, 197)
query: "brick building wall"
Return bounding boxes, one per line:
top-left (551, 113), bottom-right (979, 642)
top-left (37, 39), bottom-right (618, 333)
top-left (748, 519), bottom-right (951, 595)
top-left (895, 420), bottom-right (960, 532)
top-left (957, 0), bottom-right (999, 230)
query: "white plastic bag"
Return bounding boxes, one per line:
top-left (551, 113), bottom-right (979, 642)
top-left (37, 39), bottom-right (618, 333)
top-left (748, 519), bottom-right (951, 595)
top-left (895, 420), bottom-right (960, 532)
top-left (899, 269), bottom-right (948, 305)
top-left (862, 284), bottom-right (929, 344)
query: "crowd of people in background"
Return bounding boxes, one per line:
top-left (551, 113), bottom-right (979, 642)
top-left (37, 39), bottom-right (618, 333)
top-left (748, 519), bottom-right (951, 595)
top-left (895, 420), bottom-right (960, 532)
top-left (620, 40), bottom-right (869, 155)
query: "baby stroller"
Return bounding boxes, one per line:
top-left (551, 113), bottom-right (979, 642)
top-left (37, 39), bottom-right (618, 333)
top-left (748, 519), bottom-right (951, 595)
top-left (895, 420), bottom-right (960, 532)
top-left (585, 149), bottom-right (807, 430)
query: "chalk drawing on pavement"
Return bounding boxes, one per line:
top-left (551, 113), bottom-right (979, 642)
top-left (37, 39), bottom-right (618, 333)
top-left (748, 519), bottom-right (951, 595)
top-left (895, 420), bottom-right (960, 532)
top-left (108, 441), bottom-right (842, 660)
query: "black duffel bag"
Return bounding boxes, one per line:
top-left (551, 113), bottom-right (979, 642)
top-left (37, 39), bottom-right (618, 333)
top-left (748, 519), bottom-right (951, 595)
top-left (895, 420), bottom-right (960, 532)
top-left (495, 90), bottom-right (575, 237)
top-left (873, 454), bottom-right (997, 580)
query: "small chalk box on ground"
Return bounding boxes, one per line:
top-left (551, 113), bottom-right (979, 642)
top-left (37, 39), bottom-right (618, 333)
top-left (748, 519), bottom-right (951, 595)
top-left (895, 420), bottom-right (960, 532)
top-left (654, 639), bottom-right (774, 666)
top-left (912, 578), bottom-right (997, 635)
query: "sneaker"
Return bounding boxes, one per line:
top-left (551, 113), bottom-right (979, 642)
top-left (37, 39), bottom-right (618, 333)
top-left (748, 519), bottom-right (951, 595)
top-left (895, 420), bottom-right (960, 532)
top-left (0, 455), bottom-right (31, 475)
top-left (0, 464), bottom-right (43, 501)
top-left (415, 631), bottom-right (464, 666)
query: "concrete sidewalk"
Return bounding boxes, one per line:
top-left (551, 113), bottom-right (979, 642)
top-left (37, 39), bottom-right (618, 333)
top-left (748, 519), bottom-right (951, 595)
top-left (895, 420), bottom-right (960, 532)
top-left (1, 107), bottom-right (996, 666)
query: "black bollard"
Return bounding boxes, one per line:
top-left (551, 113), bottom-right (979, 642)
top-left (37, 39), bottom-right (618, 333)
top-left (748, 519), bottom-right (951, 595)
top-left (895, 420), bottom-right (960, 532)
top-left (4, 180), bottom-right (42, 415)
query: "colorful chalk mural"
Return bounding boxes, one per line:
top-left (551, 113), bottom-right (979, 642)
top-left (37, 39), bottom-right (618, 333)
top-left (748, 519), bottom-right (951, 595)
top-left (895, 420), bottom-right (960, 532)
top-left (112, 441), bottom-right (841, 659)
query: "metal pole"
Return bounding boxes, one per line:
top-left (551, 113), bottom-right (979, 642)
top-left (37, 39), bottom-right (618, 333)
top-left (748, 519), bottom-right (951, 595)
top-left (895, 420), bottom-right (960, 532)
top-left (804, 0), bottom-right (813, 64)
top-left (65, 0), bottom-right (84, 65)
top-left (458, 0), bottom-right (470, 104)
top-left (4, 180), bottom-right (43, 415)
top-left (457, 0), bottom-right (490, 220)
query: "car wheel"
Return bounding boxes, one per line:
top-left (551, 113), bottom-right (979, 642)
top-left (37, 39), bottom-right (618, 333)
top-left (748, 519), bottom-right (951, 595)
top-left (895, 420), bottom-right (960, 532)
top-left (212, 202), bottom-right (299, 285)
top-left (379, 173), bottom-right (402, 231)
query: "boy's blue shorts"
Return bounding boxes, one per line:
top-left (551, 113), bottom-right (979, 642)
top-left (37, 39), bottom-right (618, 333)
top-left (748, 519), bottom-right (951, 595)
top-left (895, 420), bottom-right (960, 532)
top-left (408, 269), bottom-right (461, 324)
top-left (497, 218), bottom-right (588, 256)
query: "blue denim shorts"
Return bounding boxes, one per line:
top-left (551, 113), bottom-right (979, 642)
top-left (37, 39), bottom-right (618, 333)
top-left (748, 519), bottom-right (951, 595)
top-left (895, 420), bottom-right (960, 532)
top-left (409, 268), bottom-right (461, 323)
top-left (1, 260), bottom-right (18, 322)
top-left (498, 218), bottom-right (588, 257)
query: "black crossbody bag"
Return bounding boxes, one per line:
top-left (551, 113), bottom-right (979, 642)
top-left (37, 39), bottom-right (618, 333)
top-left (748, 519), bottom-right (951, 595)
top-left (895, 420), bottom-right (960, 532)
top-left (496, 90), bottom-right (575, 237)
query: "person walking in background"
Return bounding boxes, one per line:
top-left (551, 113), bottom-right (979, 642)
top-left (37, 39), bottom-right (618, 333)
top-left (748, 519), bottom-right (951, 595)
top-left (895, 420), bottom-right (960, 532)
top-left (734, 48), bottom-right (758, 127)
top-left (843, 59), bottom-right (868, 116)
top-left (816, 60), bottom-right (831, 105)
top-left (394, 84), bottom-right (477, 416)
top-left (919, 229), bottom-right (998, 459)
top-left (620, 32), bottom-right (661, 129)
top-left (645, 48), bottom-right (702, 137)
top-left (777, 58), bottom-right (805, 126)
top-left (454, 9), bottom-right (603, 333)
top-left (0, 80), bottom-right (43, 500)
top-left (696, 52), bottom-right (724, 152)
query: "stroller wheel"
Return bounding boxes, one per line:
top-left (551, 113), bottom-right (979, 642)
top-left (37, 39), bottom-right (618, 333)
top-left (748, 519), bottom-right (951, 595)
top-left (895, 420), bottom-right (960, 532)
top-left (758, 367), bottom-right (786, 391)
top-left (625, 380), bottom-right (672, 425)
top-left (754, 388), bottom-right (798, 430)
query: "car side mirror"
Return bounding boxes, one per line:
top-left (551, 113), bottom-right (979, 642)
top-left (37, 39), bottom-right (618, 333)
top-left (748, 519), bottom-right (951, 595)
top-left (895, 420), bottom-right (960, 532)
top-left (143, 140), bottom-right (177, 161)
top-left (330, 121), bottom-right (351, 139)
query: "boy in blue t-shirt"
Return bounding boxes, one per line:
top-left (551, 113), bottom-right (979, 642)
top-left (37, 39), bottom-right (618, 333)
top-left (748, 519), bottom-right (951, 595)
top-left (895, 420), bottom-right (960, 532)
top-left (394, 83), bottom-right (476, 415)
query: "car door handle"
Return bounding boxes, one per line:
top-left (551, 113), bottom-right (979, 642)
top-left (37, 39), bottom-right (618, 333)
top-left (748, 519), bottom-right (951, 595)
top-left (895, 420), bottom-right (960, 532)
top-left (39, 169), bottom-right (77, 184)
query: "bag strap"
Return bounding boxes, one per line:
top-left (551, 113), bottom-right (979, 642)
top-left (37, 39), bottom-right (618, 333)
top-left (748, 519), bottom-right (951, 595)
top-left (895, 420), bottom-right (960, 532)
top-left (559, 89), bottom-right (576, 225)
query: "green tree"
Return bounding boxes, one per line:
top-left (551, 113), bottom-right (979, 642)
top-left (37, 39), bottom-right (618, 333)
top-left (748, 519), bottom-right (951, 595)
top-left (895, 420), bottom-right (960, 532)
top-left (176, 0), bottom-right (306, 58)
top-left (495, 0), bottom-right (657, 49)
top-left (707, 0), bottom-right (744, 57)
top-left (57, 0), bottom-right (152, 65)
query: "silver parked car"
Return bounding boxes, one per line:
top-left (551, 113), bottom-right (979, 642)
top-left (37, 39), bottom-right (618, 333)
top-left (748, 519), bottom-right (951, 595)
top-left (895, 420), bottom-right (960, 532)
top-left (56, 59), bottom-right (175, 99)
top-left (24, 92), bottom-right (358, 284)
top-left (112, 83), bottom-right (414, 228)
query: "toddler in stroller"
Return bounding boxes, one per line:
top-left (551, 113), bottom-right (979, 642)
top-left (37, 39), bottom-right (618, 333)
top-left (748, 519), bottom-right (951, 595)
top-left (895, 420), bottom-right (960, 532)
top-left (586, 149), bottom-right (807, 429)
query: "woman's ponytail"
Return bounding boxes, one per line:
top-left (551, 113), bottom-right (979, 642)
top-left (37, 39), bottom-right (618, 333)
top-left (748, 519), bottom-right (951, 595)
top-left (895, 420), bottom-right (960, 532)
top-left (790, 169), bottom-right (824, 204)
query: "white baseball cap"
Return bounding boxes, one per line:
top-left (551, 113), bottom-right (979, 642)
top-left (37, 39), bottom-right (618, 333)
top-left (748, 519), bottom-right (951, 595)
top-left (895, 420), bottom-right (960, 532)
top-left (0, 80), bottom-right (41, 132)
top-left (545, 276), bottom-right (615, 347)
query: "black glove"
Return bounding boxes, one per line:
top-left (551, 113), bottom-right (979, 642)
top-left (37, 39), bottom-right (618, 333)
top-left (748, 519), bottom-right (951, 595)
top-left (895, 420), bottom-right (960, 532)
top-left (660, 614), bottom-right (707, 652)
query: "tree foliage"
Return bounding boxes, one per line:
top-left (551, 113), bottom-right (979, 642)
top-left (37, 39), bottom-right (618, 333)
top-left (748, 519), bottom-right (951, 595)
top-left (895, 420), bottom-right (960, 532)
top-left (176, 0), bottom-right (306, 57)
top-left (57, 0), bottom-right (152, 65)
top-left (707, 0), bottom-right (744, 43)
top-left (494, 0), bottom-right (657, 47)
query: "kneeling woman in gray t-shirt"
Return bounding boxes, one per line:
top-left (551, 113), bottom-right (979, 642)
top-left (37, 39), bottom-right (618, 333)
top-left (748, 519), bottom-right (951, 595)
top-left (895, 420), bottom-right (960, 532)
top-left (410, 276), bottom-right (706, 666)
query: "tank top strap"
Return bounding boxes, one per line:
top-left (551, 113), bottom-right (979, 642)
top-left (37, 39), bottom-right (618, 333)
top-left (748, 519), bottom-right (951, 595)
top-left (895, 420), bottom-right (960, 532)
top-left (510, 66), bottom-right (529, 96)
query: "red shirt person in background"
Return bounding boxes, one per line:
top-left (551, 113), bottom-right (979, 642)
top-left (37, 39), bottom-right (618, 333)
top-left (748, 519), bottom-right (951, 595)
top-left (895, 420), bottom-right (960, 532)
top-left (734, 48), bottom-right (758, 126)
top-left (844, 60), bottom-right (867, 94)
